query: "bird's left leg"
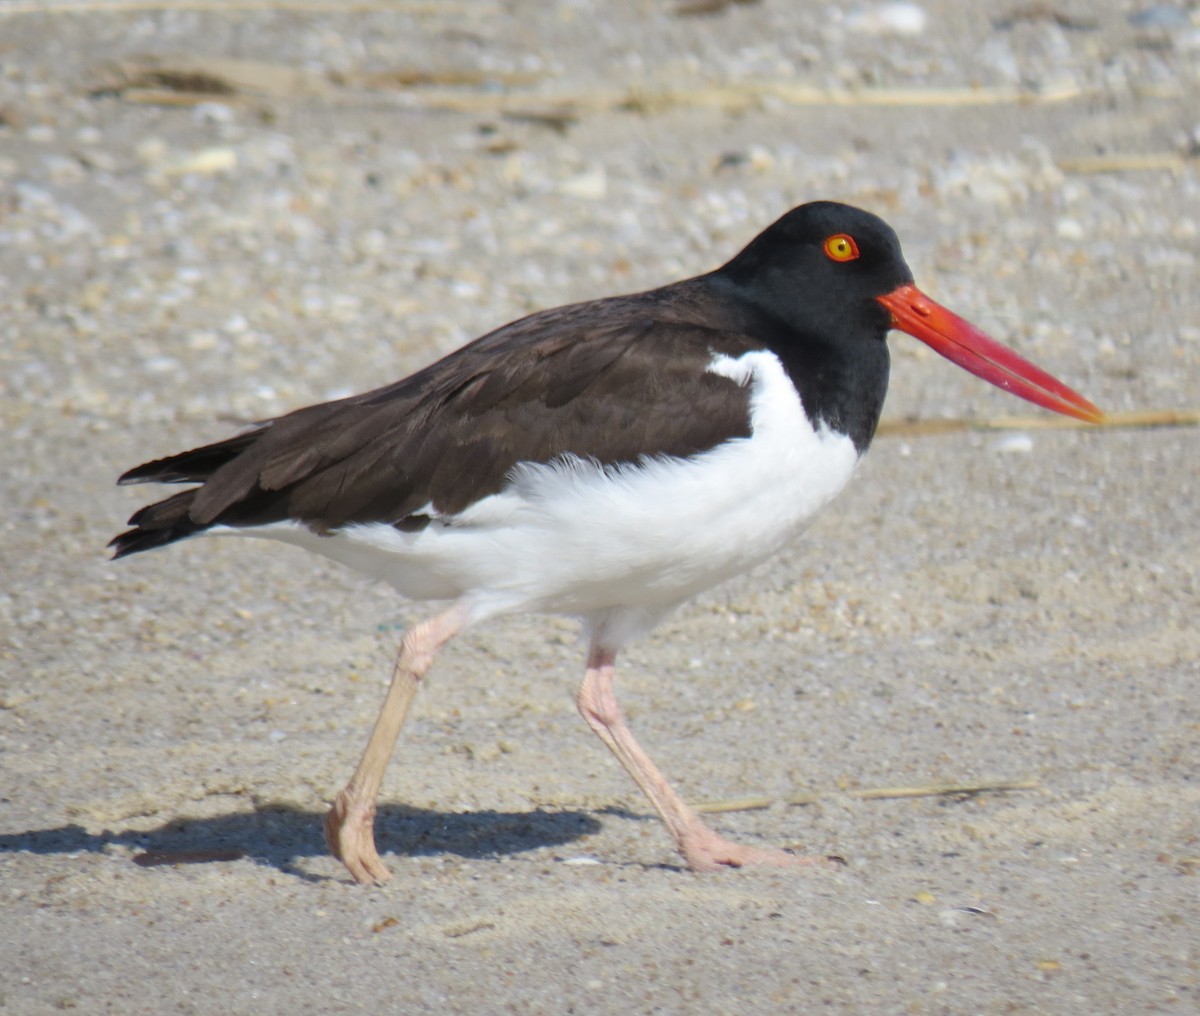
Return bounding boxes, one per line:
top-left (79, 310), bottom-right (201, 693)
top-left (325, 604), bottom-right (469, 884)
top-left (577, 643), bottom-right (821, 872)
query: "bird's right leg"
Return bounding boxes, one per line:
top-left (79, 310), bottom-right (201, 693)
top-left (325, 604), bottom-right (469, 884)
top-left (577, 643), bottom-right (821, 872)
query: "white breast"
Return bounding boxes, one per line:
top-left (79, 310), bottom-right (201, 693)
top-left (224, 350), bottom-right (861, 629)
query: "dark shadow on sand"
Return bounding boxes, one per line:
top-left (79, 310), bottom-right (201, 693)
top-left (0, 803), bottom-right (604, 881)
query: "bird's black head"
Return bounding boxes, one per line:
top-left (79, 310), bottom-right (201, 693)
top-left (710, 200), bottom-right (1105, 442)
top-left (715, 201), bottom-right (915, 345)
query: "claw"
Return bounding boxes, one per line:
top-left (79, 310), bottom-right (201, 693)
top-left (325, 793), bottom-right (392, 885)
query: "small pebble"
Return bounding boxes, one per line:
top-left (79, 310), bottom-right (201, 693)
top-left (846, 2), bottom-right (927, 36)
top-left (159, 146), bottom-right (238, 177)
top-left (1128, 5), bottom-right (1190, 29)
top-left (992, 433), bottom-right (1034, 455)
top-left (192, 101), bottom-right (237, 125)
top-left (1055, 218), bottom-right (1084, 240)
top-left (559, 167), bottom-right (607, 200)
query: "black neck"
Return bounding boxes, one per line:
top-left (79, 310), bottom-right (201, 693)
top-left (769, 331), bottom-right (889, 454)
top-left (702, 274), bottom-right (891, 454)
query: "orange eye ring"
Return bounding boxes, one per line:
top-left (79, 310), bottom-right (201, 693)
top-left (823, 234), bottom-right (860, 262)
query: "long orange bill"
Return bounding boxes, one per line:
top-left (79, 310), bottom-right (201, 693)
top-left (876, 283), bottom-right (1105, 424)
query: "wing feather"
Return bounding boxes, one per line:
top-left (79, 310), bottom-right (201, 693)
top-left (113, 284), bottom-right (766, 552)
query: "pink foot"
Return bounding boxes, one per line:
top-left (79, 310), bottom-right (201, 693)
top-left (324, 793), bottom-right (392, 885)
top-left (680, 823), bottom-right (826, 872)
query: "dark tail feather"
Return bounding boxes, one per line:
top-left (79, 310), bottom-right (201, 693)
top-left (112, 426), bottom-right (268, 558)
top-left (109, 488), bottom-right (205, 559)
top-left (109, 521), bottom-right (203, 558)
top-left (117, 428), bottom-right (264, 486)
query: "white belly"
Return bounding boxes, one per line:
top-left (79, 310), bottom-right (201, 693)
top-left (224, 351), bottom-right (861, 627)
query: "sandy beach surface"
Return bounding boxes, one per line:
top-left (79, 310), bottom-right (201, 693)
top-left (2, 2), bottom-right (1198, 1012)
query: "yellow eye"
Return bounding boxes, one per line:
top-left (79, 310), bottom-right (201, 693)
top-left (823, 233), bottom-right (860, 262)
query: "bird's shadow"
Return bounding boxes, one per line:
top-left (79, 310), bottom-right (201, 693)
top-left (0, 803), bottom-right (606, 882)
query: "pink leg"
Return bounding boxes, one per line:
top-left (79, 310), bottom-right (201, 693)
top-left (325, 605), bottom-right (468, 884)
top-left (577, 644), bottom-right (821, 872)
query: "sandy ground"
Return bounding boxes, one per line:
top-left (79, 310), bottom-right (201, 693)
top-left (2, 2), bottom-right (1198, 1013)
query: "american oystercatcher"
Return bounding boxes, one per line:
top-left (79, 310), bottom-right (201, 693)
top-left (112, 202), bottom-right (1103, 883)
